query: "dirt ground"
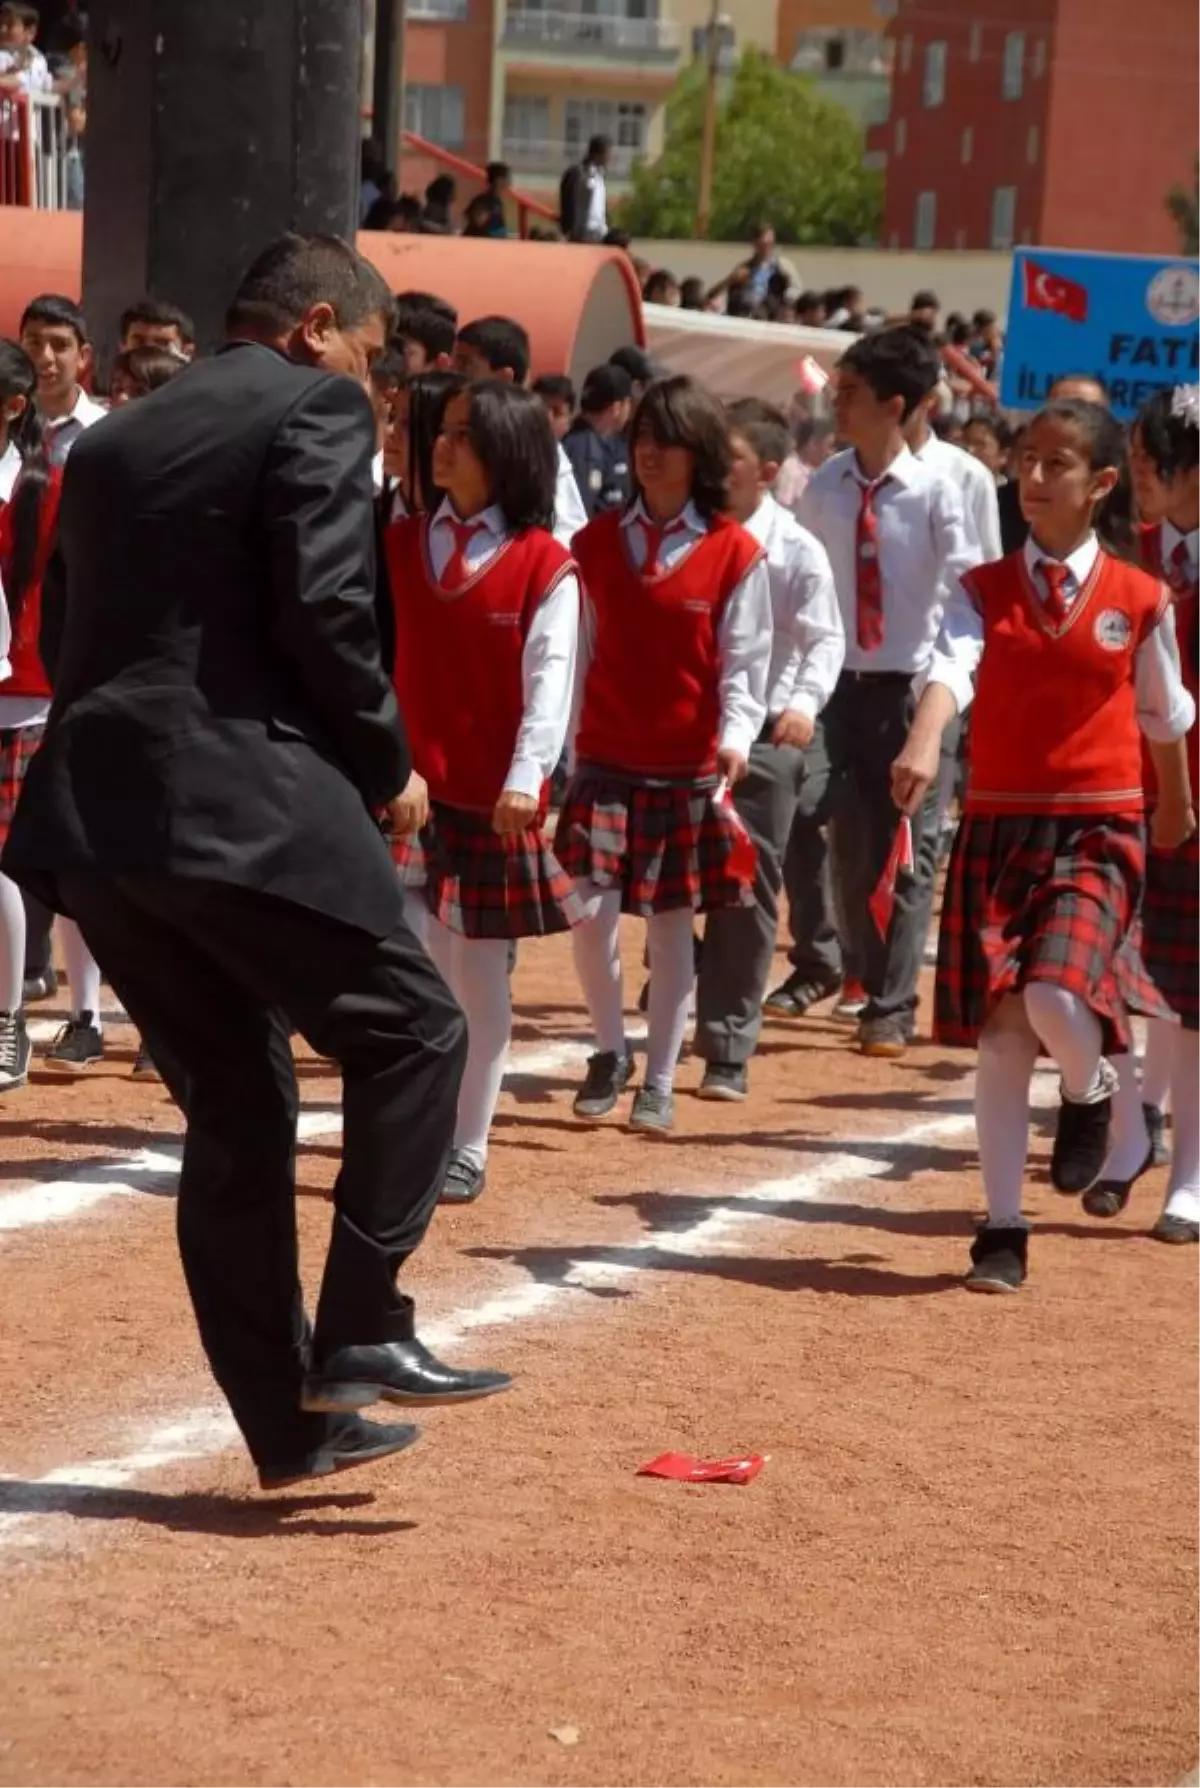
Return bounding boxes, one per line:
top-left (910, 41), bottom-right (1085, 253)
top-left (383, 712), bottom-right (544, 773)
top-left (0, 921), bottom-right (1195, 1788)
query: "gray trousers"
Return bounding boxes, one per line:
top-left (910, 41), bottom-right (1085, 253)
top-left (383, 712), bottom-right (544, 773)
top-left (695, 731), bottom-right (809, 1065)
top-left (782, 715), bottom-right (848, 986)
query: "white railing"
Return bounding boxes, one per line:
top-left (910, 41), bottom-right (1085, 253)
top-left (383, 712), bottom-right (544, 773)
top-left (501, 137), bottom-right (641, 177)
top-left (502, 10), bottom-right (681, 54)
top-left (0, 90), bottom-right (77, 208)
top-left (408, 0), bottom-right (468, 17)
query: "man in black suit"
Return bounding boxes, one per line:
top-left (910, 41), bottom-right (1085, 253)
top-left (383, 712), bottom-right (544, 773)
top-left (3, 234), bottom-right (510, 1490)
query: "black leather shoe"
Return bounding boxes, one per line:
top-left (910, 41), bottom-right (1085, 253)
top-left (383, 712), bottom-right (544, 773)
top-left (1151, 1212), bottom-right (1199, 1244)
top-left (439, 1151), bottom-right (487, 1205)
top-left (573, 1050), bottom-right (635, 1121)
top-left (763, 971), bottom-right (840, 1019)
top-left (1051, 1065), bottom-right (1116, 1193)
top-left (965, 1224), bottom-right (1028, 1293)
top-left (1081, 1145), bottom-right (1154, 1219)
top-left (257, 1413), bottom-right (420, 1491)
top-left (302, 1337), bottom-right (513, 1413)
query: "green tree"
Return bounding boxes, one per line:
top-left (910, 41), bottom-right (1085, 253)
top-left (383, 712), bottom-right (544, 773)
top-left (621, 50), bottom-right (882, 246)
top-left (1166, 156), bottom-right (1199, 254)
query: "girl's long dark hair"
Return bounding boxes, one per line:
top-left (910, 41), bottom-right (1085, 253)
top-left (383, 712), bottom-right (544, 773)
top-left (1031, 398), bottom-right (1135, 560)
top-left (629, 374), bottom-right (732, 521)
top-left (0, 338), bottom-right (49, 627)
top-left (462, 380), bottom-right (556, 533)
top-left (1134, 386), bottom-right (1200, 482)
top-left (408, 369), bottom-right (464, 514)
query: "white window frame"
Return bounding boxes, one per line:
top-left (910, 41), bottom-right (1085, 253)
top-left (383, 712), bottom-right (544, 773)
top-left (914, 189), bottom-right (937, 251)
top-left (502, 93), bottom-right (551, 147)
top-left (922, 39), bottom-right (947, 107)
top-left (404, 83), bottom-right (465, 149)
top-left (1002, 30), bottom-right (1025, 100)
top-left (991, 184), bottom-right (1017, 249)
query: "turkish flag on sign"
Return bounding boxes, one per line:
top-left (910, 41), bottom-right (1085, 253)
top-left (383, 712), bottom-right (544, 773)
top-left (1023, 257), bottom-right (1089, 324)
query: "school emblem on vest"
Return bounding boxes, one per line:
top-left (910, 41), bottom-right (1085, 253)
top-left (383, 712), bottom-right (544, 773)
top-left (1093, 608), bottom-right (1132, 651)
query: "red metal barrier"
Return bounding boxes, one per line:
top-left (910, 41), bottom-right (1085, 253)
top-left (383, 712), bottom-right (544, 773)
top-left (0, 94), bottom-right (33, 207)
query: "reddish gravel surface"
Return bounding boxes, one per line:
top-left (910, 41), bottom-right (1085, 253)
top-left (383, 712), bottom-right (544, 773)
top-left (0, 923), bottom-right (1195, 1788)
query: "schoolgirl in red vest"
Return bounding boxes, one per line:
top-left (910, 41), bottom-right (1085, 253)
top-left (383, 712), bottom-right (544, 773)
top-left (1127, 384), bottom-right (1199, 1243)
top-left (386, 379), bottom-right (581, 1206)
top-left (893, 399), bottom-right (1195, 1292)
top-left (557, 374), bottom-right (772, 1134)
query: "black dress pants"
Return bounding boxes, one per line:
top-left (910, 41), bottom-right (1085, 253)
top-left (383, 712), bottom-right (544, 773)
top-left (59, 872), bottom-right (466, 1467)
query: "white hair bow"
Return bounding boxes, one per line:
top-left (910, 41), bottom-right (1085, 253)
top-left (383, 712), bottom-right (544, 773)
top-left (1170, 384), bottom-right (1200, 428)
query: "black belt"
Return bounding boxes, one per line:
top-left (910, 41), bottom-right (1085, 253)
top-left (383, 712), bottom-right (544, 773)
top-left (838, 668), bottom-right (915, 685)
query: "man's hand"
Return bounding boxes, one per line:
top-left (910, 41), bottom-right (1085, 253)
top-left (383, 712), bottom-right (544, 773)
top-left (493, 788), bottom-right (539, 835)
top-left (1151, 799), bottom-right (1197, 852)
top-left (385, 770), bottom-right (429, 837)
top-left (891, 734), bottom-right (940, 817)
top-left (771, 709), bottom-right (815, 750)
top-left (717, 747), bottom-right (749, 786)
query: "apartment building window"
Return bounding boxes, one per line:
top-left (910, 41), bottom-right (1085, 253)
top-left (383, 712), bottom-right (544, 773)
top-left (967, 22), bottom-right (982, 62)
top-left (1032, 38), bottom-right (1047, 77)
top-left (991, 185), bottom-right (1017, 249)
top-left (922, 40), bottom-right (947, 107)
top-left (407, 0), bottom-right (467, 18)
top-left (899, 33), bottom-right (912, 72)
top-left (502, 95), bottom-right (551, 149)
top-left (404, 83), bottom-right (465, 149)
top-left (1027, 123), bottom-right (1040, 164)
top-left (961, 124), bottom-right (973, 164)
top-left (565, 98), bottom-right (647, 158)
top-left (914, 189), bottom-right (937, 250)
top-left (1002, 30), bottom-right (1025, 99)
top-left (894, 116), bottom-right (907, 155)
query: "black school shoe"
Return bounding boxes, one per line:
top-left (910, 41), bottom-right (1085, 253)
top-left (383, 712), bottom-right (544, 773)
top-left (965, 1224), bottom-right (1029, 1293)
top-left (763, 971), bottom-right (841, 1019)
top-left (1081, 1144), bottom-right (1154, 1219)
top-left (1050, 1061), bottom-right (1117, 1193)
top-left (43, 1013), bottom-right (105, 1073)
top-left (1151, 1213), bottom-right (1199, 1244)
top-left (697, 1061), bottom-right (748, 1102)
top-left (439, 1151), bottom-right (487, 1206)
top-left (257, 1414), bottom-right (421, 1491)
top-left (573, 1050), bottom-right (635, 1121)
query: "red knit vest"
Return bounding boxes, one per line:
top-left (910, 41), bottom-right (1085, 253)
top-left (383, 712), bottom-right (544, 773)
top-left (964, 549), bottom-right (1166, 818)
top-left (573, 510), bottom-right (764, 778)
top-left (386, 516), bottom-right (574, 812)
top-left (1136, 522), bottom-right (1199, 803)
top-left (0, 470), bottom-right (61, 701)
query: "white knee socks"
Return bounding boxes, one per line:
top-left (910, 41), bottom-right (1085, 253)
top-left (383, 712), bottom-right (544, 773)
top-left (0, 872), bottom-right (26, 1015)
top-left (571, 882), bottom-right (627, 1058)
top-left (1023, 982), bottom-right (1105, 1101)
top-left (645, 908), bottom-right (697, 1093)
top-left (58, 918), bottom-right (102, 1030)
top-left (1140, 1017), bottom-right (1175, 1113)
top-left (1164, 1027), bottom-right (1200, 1224)
top-left (975, 996), bottom-right (1039, 1225)
top-left (1103, 1054), bottom-right (1152, 1182)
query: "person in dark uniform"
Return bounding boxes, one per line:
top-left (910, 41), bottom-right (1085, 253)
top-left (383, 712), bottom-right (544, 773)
top-left (2, 234), bottom-right (511, 1491)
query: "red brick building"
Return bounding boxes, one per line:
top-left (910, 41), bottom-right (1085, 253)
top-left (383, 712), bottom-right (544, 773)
top-left (869, 0), bottom-right (1198, 254)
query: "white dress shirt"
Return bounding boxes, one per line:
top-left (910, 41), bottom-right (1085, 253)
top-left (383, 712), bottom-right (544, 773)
top-left (1161, 518), bottom-right (1200, 587)
top-left (798, 443), bottom-right (978, 677)
top-left (927, 532), bottom-right (1196, 743)
top-left (914, 432), bottom-right (1003, 563)
top-left (744, 492), bottom-right (844, 720)
top-left (0, 439), bottom-right (20, 503)
top-left (573, 499), bottom-right (772, 764)
top-left (426, 499), bottom-right (579, 800)
top-left (0, 45), bottom-right (53, 93)
top-left (43, 387), bottom-right (107, 465)
top-left (585, 167), bottom-right (608, 239)
top-left (554, 444), bottom-right (588, 547)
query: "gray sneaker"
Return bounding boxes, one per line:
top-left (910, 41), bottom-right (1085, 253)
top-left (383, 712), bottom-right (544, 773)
top-left (0, 1011), bottom-right (31, 1093)
top-left (628, 1087), bottom-right (674, 1135)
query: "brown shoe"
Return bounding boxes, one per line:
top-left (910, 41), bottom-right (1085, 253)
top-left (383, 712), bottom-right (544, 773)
top-left (858, 1015), bottom-right (908, 1059)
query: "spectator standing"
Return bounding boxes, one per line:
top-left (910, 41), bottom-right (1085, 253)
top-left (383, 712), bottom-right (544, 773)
top-left (52, 14), bottom-right (85, 210)
top-left (0, 3), bottom-right (52, 94)
top-left (562, 364), bottom-right (633, 520)
top-left (712, 224), bottom-right (801, 312)
top-left (559, 135), bottom-right (610, 243)
top-left (474, 161), bottom-right (511, 238)
top-left (421, 175), bottom-right (456, 235)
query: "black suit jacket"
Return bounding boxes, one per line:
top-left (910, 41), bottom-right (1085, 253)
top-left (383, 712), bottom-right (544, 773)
top-left (3, 342), bottom-right (410, 937)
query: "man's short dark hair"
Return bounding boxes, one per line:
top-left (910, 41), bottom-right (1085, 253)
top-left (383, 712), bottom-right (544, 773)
top-left (726, 396), bottom-right (790, 470)
top-left (485, 161), bottom-right (510, 186)
top-left (19, 292), bottom-right (88, 345)
top-left (457, 315), bottom-right (530, 385)
top-left (580, 364), bottom-right (632, 413)
top-left (532, 373), bottom-right (575, 408)
top-left (225, 234), bottom-right (395, 338)
top-left (608, 343), bottom-right (663, 386)
top-left (118, 295), bottom-right (195, 345)
top-left (393, 291), bottom-right (457, 363)
top-left (838, 327), bottom-right (941, 421)
top-left (586, 134), bottom-right (611, 162)
top-left (911, 289), bottom-right (940, 312)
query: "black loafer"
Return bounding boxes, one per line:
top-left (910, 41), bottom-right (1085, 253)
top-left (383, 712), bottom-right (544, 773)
top-left (1051, 1068), bottom-right (1116, 1193)
top-left (573, 1050), bottom-right (635, 1121)
top-left (257, 1414), bottom-right (420, 1491)
top-left (763, 972), bottom-right (840, 1019)
top-left (965, 1224), bottom-right (1028, 1293)
top-left (439, 1151), bottom-right (487, 1205)
top-left (1151, 1213), bottom-right (1199, 1244)
top-left (1081, 1146), bottom-right (1154, 1219)
top-left (302, 1337), bottom-right (513, 1413)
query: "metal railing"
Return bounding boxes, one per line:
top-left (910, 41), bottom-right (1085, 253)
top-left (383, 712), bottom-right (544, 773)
top-left (0, 90), bottom-right (77, 208)
top-left (501, 136), bottom-right (640, 177)
top-left (399, 129), bottom-right (560, 238)
top-left (502, 9), bottom-right (681, 55)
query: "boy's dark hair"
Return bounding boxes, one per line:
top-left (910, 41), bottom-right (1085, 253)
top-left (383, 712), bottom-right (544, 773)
top-left (425, 174), bottom-right (455, 209)
top-left (407, 369), bottom-right (465, 513)
top-left (726, 396), bottom-right (790, 471)
top-left (118, 295), bottom-right (195, 345)
top-left (457, 315), bottom-right (530, 385)
top-left (972, 308), bottom-right (997, 330)
top-left (796, 289), bottom-right (824, 315)
top-left (630, 374), bottom-right (731, 522)
top-left (1135, 387), bottom-right (1200, 481)
top-left (463, 380), bottom-right (557, 533)
top-left (679, 276), bottom-right (706, 310)
top-left (56, 14), bottom-right (85, 50)
top-left (603, 227), bottom-right (632, 250)
top-left (837, 326), bottom-right (941, 421)
top-left (369, 342), bottom-right (408, 395)
top-left (4, 4), bottom-right (39, 30)
top-left (965, 408), bottom-right (1010, 447)
top-left (0, 336), bottom-right (46, 625)
top-left (225, 233), bottom-right (394, 337)
top-left (485, 161), bottom-right (510, 186)
top-left (392, 300), bottom-right (457, 365)
top-left (642, 269), bottom-right (678, 304)
top-left (1031, 399), bottom-right (1135, 558)
top-left (19, 292), bottom-right (88, 346)
top-left (580, 363), bottom-right (631, 413)
top-left (911, 289), bottom-right (940, 312)
top-left (110, 345), bottom-right (187, 398)
top-left (532, 373), bottom-right (575, 409)
top-left (586, 134), bottom-right (611, 162)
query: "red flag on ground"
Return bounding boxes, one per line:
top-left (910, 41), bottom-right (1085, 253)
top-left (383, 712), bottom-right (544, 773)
top-left (868, 815), bottom-right (914, 940)
top-left (637, 1452), bottom-right (766, 1485)
top-left (1022, 257), bottom-right (1089, 324)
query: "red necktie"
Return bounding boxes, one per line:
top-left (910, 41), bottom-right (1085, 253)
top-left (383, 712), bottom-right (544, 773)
top-left (641, 517), bottom-right (682, 578)
top-left (855, 477), bottom-right (888, 650)
top-left (441, 518), bottom-right (484, 591)
top-left (1039, 559), bottom-right (1071, 625)
top-left (1169, 539), bottom-right (1195, 595)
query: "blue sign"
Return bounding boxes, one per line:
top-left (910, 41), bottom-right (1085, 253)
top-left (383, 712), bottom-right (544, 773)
top-left (1001, 246), bottom-right (1200, 419)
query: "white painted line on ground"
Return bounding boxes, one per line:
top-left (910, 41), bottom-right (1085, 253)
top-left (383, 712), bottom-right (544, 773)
top-left (0, 1102), bottom-right (979, 1545)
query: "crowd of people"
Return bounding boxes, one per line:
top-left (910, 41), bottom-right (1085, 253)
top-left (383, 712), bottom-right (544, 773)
top-left (0, 231), bottom-right (1195, 1482)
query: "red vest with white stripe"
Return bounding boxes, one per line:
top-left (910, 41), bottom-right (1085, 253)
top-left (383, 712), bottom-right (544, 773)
top-left (572, 509), bottom-right (763, 778)
top-left (1137, 522), bottom-right (1198, 803)
top-left (386, 516), bottom-right (574, 812)
top-left (0, 470), bottom-right (61, 700)
top-left (964, 549), bottom-right (1166, 818)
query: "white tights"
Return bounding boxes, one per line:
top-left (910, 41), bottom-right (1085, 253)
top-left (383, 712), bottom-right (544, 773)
top-left (58, 918), bottom-right (102, 1026)
top-left (975, 988), bottom-right (1147, 1224)
top-left (571, 882), bottom-right (695, 1093)
top-left (1140, 1017), bottom-right (1174, 1113)
top-left (404, 892), bottom-right (509, 1171)
top-left (0, 882), bottom-right (102, 1028)
top-left (1164, 1027), bottom-right (1200, 1225)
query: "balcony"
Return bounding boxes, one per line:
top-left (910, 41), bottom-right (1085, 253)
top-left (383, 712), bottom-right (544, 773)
top-left (501, 9), bottom-right (682, 64)
top-left (500, 137), bottom-right (642, 179)
top-left (407, 0), bottom-right (468, 18)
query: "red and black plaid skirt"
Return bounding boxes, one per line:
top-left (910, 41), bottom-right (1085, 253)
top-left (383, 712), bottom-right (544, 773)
top-left (554, 768), bottom-right (756, 917)
top-left (393, 799), bottom-right (584, 940)
top-left (0, 724), bottom-right (44, 848)
top-left (1143, 834), bottom-right (1199, 1029)
top-left (935, 812), bottom-right (1171, 1055)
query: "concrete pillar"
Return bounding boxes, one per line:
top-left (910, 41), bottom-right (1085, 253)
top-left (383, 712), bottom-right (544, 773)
top-left (81, 0), bottom-right (364, 366)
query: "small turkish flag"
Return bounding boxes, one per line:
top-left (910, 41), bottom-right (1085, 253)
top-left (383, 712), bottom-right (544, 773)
top-left (868, 816), bottom-right (914, 940)
top-left (1022, 257), bottom-right (1089, 324)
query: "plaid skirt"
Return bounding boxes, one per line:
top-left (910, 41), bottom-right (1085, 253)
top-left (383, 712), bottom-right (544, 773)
top-left (393, 799), bottom-right (584, 940)
top-left (0, 724), bottom-right (44, 848)
top-left (1143, 834), bottom-right (1199, 1029)
top-left (935, 812), bottom-right (1171, 1055)
top-left (555, 768), bottom-right (756, 917)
